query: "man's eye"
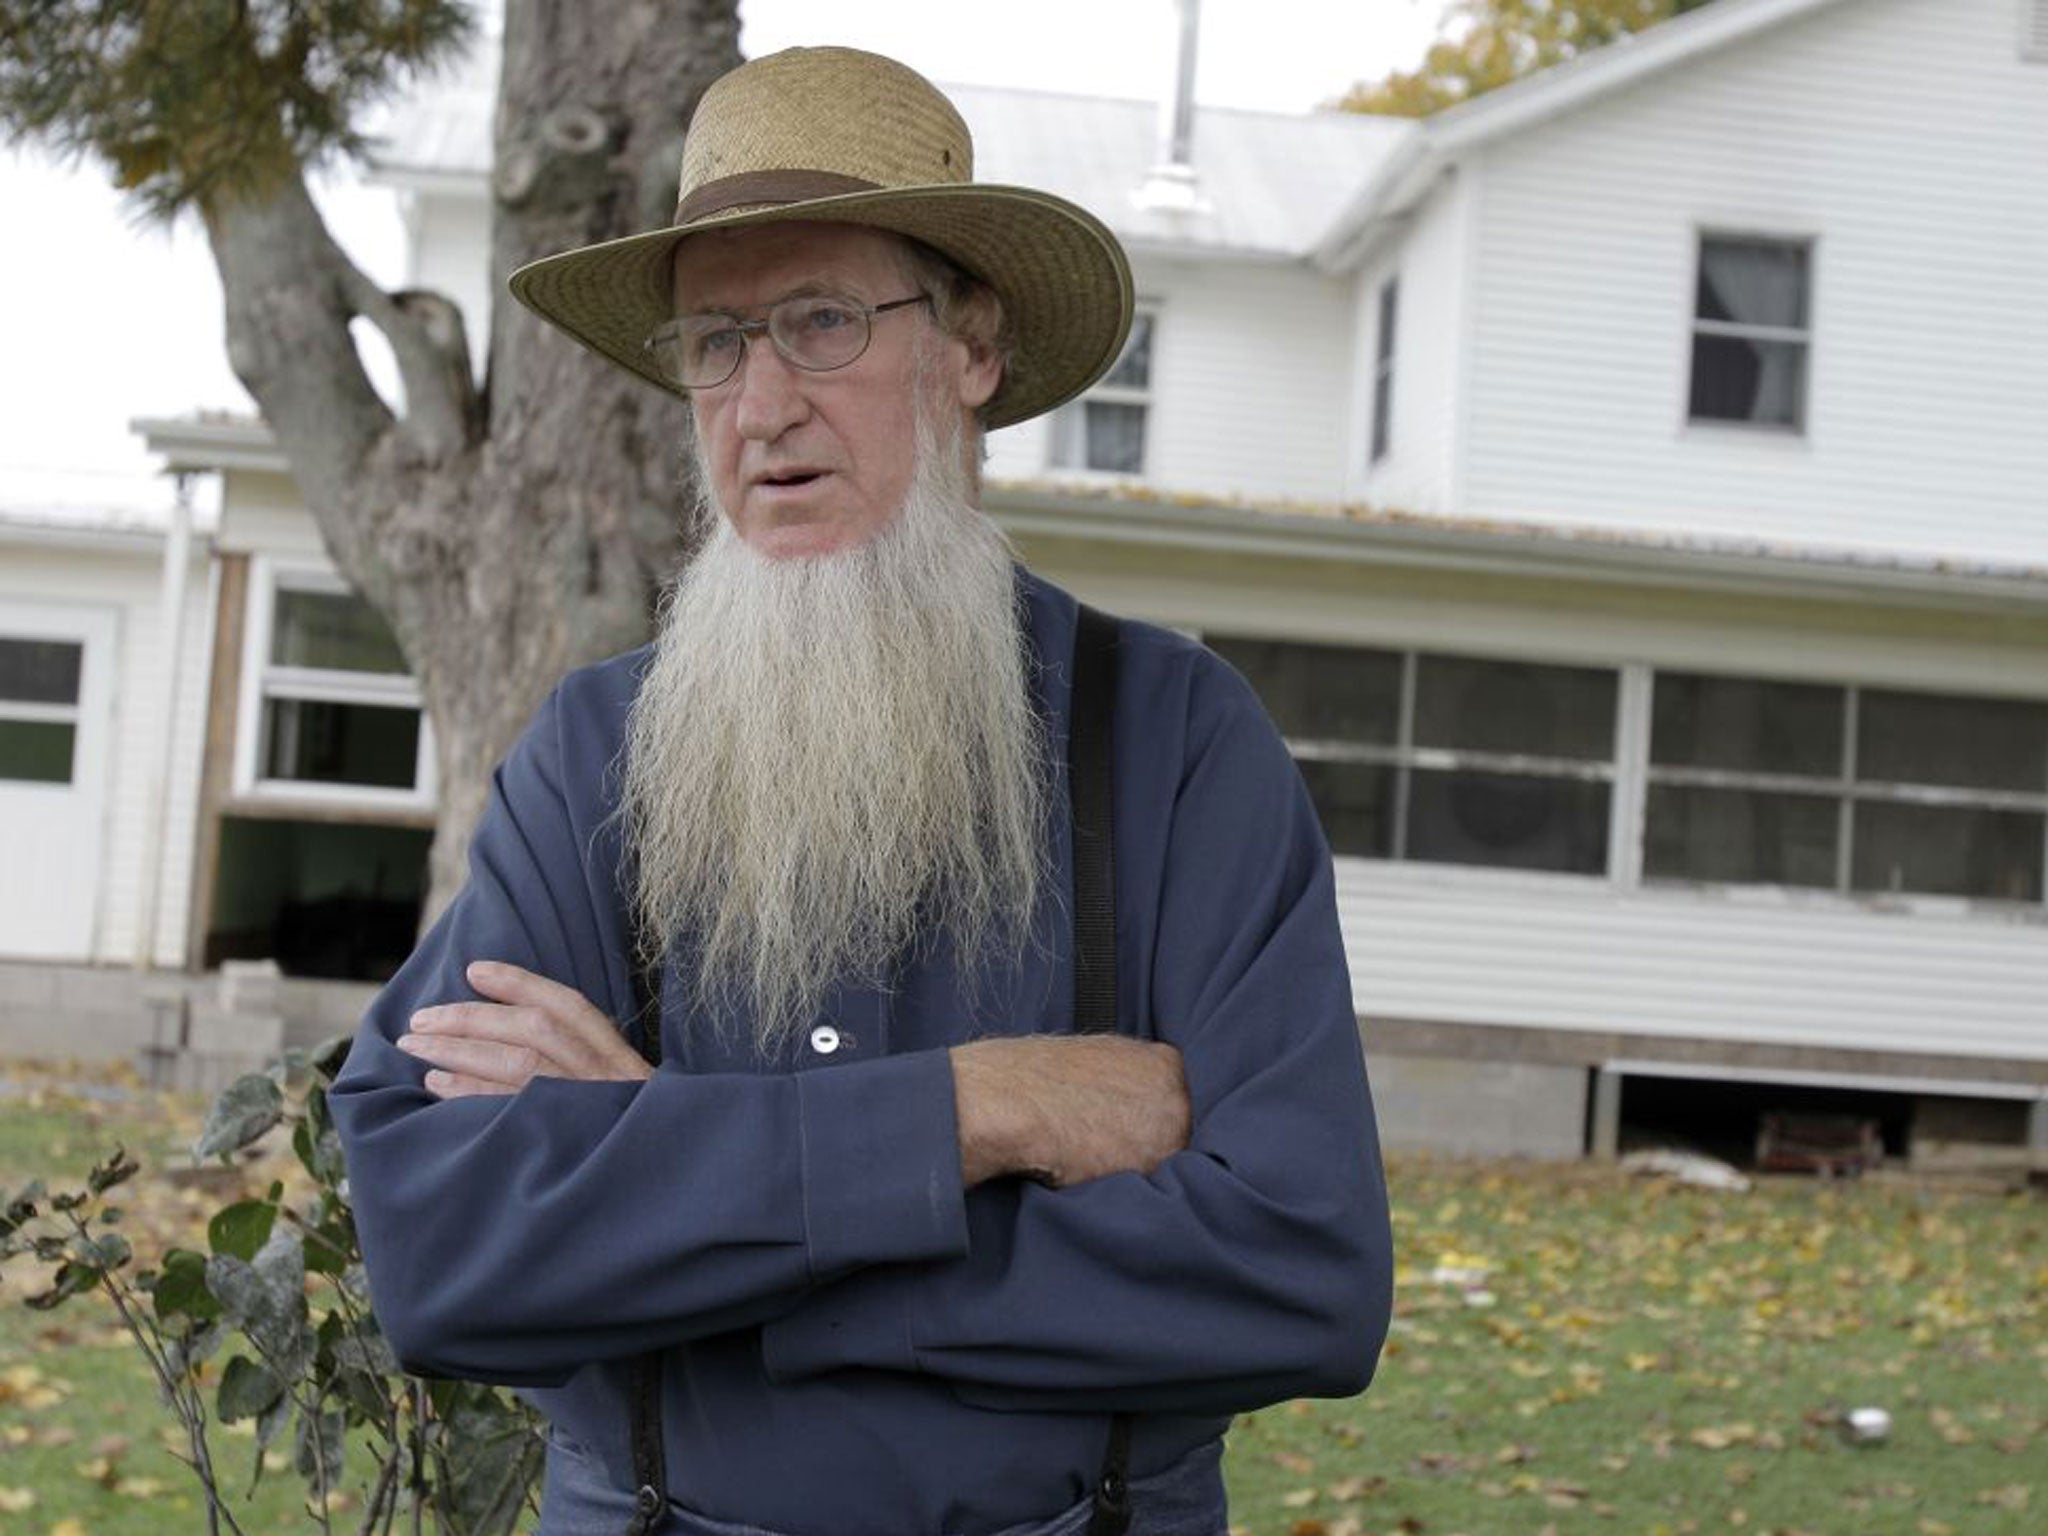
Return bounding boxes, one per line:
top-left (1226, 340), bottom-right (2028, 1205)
top-left (691, 327), bottom-right (742, 358)
top-left (799, 303), bottom-right (857, 334)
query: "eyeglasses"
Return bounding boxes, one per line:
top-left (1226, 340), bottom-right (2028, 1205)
top-left (643, 292), bottom-right (931, 391)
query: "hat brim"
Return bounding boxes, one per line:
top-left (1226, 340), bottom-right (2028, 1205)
top-left (507, 184), bottom-right (1135, 432)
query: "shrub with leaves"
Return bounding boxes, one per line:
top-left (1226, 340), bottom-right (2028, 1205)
top-left (0, 1040), bottom-right (543, 1535)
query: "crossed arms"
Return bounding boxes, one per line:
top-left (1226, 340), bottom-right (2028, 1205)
top-left (397, 959), bottom-right (1193, 1191)
top-left (328, 644), bottom-right (1392, 1411)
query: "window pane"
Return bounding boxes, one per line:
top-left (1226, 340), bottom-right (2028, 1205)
top-left (1858, 690), bottom-right (2048, 793)
top-left (0, 637), bottom-right (82, 705)
top-left (1406, 769), bottom-right (1610, 874)
top-left (1852, 801), bottom-right (2042, 902)
top-left (1696, 239), bottom-right (1809, 328)
top-left (1689, 335), bottom-right (1806, 427)
top-left (0, 719), bottom-right (75, 783)
top-left (1414, 656), bottom-right (1617, 761)
top-left (1644, 785), bottom-right (1838, 887)
top-left (1296, 760), bottom-right (1396, 859)
top-left (1651, 673), bottom-right (1843, 777)
top-left (270, 589), bottom-right (408, 674)
top-left (261, 698), bottom-right (420, 789)
top-left (1082, 401), bottom-right (1146, 473)
top-left (1370, 369), bottom-right (1391, 463)
top-left (1206, 637), bottom-right (1401, 745)
top-left (1102, 313), bottom-right (1153, 389)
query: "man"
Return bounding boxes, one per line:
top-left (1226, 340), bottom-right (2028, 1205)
top-left (331, 45), bottom-right (1392, 1536)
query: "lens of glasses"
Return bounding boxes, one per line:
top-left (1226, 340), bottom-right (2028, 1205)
top-left (770, 297), bottom-right (871, 372)
top-left (646, 295), bottom-right (873, 389)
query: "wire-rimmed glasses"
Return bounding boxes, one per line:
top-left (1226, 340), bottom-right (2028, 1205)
top-left (643, 292), bottom-right (931, 390)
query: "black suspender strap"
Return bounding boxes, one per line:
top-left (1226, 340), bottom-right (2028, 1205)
top-left (615, 600), bottom-right (1133, 1536)
top-left (1069, 603), bottom-right (1120, 1040)
top-left (1070, 603), bottom-right (1135, 1536)
top-left (624, 936), bottom-right (668, 1536)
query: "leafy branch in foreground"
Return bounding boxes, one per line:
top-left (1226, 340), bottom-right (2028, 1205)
top-left (0, 1043), bottom-right (543, 1535)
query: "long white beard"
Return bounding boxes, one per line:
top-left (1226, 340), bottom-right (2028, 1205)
top-left (616, 406), bottom-right (1048, 1057)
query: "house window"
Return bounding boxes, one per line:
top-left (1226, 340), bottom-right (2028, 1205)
top-left (1645, 673), bottom-right (2046, 902)
top-left (1209, 637), bottom-right (1619, 876)
top-left (1369, 276), bottom-right (1398, 464)
top-left (0, 636), bottom-right (83, 784)
top-left (1050, 309), bottom-right (1154, 475)
top-left (237, 564), bottom-right (432, 805)
top-left (1689, 235), bottom-right (1811, 430)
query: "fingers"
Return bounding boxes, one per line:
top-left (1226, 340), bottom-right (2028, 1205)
top-left (402, 961), bottom-right (651, 1090)
top-left (398, 1029), bottom-right (551, 1090)
top-left (462, 961), bottom-right (649, 1078)
top-left (420, 1067), bottom-right (518, 1099)
top-left (465, 959), bottom-right (609, 1025)
top-left (405, 1000), bottom-right (586, 1076)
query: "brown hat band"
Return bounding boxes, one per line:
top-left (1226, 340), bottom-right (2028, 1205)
top-left (675, 169), bottom-right (883, 226)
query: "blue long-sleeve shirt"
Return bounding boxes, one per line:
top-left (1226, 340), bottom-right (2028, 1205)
top-left (330, 568), bottom-right (1393, 1535)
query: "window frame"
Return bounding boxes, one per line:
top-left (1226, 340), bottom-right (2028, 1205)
top-left (0, 633), bottom-right (87, 789)
top-left (1047, 303), bottom-right (1158, 478)
top-left (1685, 229), bottom-right (1816, 435)
top-left (1641, 670), bottom-right (2048, 909)
top-left (1198, 627), bottom-right (2048, 919)
top-left (234, 557), bottom-right (436, 811)
top-left (1205, 634), bottom-right (1624, 881)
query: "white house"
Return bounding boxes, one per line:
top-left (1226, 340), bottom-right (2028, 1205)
top-left (20, 0), bottom-right (2045, 1157)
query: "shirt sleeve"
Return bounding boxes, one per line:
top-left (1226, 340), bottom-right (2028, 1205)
top-left (756, 656), bottom-right (1394, 1415)
top-left (328, 676), bottom-right (968, 1389)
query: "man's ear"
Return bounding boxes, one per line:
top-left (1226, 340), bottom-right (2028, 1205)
top-left (956, 339), bottom-right (1003, 412)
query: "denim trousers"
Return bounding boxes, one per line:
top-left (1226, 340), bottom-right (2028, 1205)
top-left (533, 1429), bottom-right (1228, 1536)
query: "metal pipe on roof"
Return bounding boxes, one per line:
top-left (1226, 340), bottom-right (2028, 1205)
top-left (1135, 0), bottom-right (1209, 213)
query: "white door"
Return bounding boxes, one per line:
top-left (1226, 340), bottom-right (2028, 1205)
top-left (0, 601), bottom-right (116, 961)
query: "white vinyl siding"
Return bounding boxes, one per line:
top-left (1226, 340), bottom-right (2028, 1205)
top-left (1350, 164), bottom-right (1470, 511)
top-left (995, 258), bottom-right (1357, 501)
top-left (0, 537), bottom-right (212, 967)
top-left (1338, 861), bottom-right (2048, 1064)
top-left (1458, 0), bottom-right (2048, 564)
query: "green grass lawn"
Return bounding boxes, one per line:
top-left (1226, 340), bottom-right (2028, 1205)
top-left (1223, 1159), bottom-right (2045, 1536)
top-left (4, 1064), bottom-right (2043, 1536)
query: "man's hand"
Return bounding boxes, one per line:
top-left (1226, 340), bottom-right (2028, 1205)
top-left (398, 961), bottom-right (652, 1098)
top-left (949, 1035), bottom-right (1191, 1190)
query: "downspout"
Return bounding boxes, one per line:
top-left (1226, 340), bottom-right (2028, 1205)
top-left (134, 471), bottom-right (194, 972)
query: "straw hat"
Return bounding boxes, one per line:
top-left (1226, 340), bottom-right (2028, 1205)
top-left (508, 47), bottom-right (1135, 431)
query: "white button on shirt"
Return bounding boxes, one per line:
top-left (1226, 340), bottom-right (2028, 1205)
top-left (809, 1025), bottom-right (841, 1056)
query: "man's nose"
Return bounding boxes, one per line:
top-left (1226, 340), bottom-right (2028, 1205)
top-left (731, 334), bottom-right (810, 441)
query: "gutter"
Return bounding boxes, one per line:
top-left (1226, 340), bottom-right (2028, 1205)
top-left (987, 483), bottom-right (2048, 617)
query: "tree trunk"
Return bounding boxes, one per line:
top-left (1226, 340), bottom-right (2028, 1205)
top-left (199, 0), bottom-right (741, 926)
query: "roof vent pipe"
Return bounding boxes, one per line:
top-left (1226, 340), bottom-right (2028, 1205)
top-left (1134, 0), bottom-right (1211, 213)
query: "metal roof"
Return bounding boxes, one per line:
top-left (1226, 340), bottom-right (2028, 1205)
top-left (365, 55), bottom-right (1410, 259)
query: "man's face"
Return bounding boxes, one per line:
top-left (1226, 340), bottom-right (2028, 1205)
top-left (671, 221), bottom-right (1001, 561)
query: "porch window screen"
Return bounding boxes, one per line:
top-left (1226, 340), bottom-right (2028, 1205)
top-left (1209, 636), bottom-right (1618, 875)
top-left (1050, 310), bottom-right (1154, 475)
top-left (1689, 235), bottom-right (1811, 430)
top-left (0, 636), bottom-right (83, 784)
top-left (1645, 673), bottom-right (2047, 902)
